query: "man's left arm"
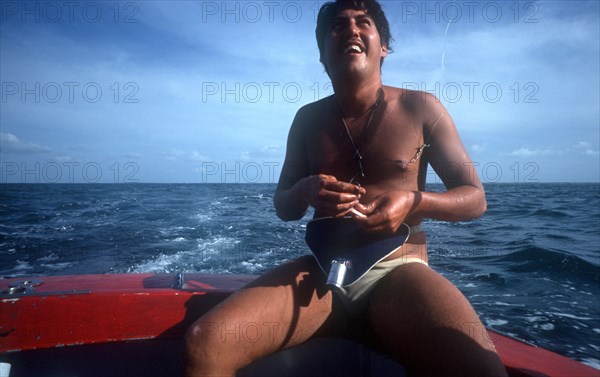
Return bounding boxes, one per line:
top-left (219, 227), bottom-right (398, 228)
top-left (356, 94), bottom-right (486, 233)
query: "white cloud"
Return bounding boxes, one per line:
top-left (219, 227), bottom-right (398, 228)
top-left (509, 143), bottom-right (599, 159)
top-left (240, 151), bottom-right (251, 161)
top-left (0, 133), bottom-right (51, 154)
top-left (238, 145), bottom-right (284, 162)
top-left (258, 145), bottom-right (283, 157)
top-left (471, 144), bottom-right (486, 152)
top-left (189, 151), bottom-right (209, 162)
top-left (161, 149), bottom-right (210, 162)
top-left (575, 141), bottom-right (599, 156)
top-left (510, 147), bottom-right (557, 157)
top-left (162, 149), bottom-right (185, 161)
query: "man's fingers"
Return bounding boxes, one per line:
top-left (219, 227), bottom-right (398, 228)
top-left (315, 198), bottom-right (358, 215)
top-left (321, 179), bottom-right (364, 195)
top-left (353, 200), bottom-right (399, 233)
top-left (318, 188), bottom-right (360, 204)
top-left (354, 200), bottom-right (378, 215)
top-left (362, 211), bottom-right (403, 234)
top-left (317, 174), bottom-right (337, 183)
top-left (309, 175), bottom-right (366, 217)
top-left (348, 207), bottom-right (367, 219)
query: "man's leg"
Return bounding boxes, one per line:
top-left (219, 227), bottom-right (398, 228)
top-left (368, 263), bottom-right (508, 377)
top-left (184, 256), bottom-right (337, 377)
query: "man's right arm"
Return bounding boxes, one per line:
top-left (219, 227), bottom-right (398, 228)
top-left (274, 179), bottom-right (310, 221)
top-left (273, 109), bottom-right (311, 221)
top-left (273, 107), bottom-right (365, 221)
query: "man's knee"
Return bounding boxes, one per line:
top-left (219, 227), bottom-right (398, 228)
top-left (184, 317), bottom-right (239, 376)
top-left (184, 319), bottom-right (213, 362)
top-left (186, 318), bottom-right (218, 348)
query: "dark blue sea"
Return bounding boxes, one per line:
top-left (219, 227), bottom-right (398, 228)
top-left (1, 183), bottom-right (598, 369)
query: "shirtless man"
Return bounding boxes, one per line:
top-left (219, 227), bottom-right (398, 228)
top-left (185, 0), bottom-right (508, 376)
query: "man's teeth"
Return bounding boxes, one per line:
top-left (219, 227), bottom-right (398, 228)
top-left (344, 45), bottom-right (363, 54)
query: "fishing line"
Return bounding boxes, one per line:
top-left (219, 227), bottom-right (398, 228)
top-left (440, 0), bottom-right (456, 110)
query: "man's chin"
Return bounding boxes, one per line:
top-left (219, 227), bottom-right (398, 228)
top-left (331, 64), bottom-right (368, 79)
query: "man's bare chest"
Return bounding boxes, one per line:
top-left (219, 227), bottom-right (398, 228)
top-left (306, 111), bottom-right (426, 183)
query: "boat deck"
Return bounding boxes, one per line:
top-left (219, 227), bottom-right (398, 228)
top-left (1, 273), bottom-right (597, 376)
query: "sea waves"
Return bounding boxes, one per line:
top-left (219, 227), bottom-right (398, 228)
top-left (0, 183), bottom-right (598, 367)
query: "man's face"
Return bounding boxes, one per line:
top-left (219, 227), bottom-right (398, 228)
top-left (321, 8), bottom-right (388, 80)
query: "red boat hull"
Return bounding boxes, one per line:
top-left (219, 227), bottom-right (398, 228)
top-left (1, 274), bottom-right (597, 377)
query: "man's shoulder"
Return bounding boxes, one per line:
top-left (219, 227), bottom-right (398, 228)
top-left (384, 86), bottom-right (448, 132)
top-left (294, 95), bottom-right (333, 120)
top-left (384, 85), bottom-right (439, 106)
top-left (300, 95), bottom-right (333, 111)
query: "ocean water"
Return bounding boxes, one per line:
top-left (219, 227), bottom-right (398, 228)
top-left (0, 183), bottom-right (598, 368)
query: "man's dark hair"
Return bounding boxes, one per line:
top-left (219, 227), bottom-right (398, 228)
top-left (315, 0), bottom-right (394, 73)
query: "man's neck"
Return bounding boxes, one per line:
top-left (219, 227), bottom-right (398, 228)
top-left (333, 79), bottom-right (383, 118)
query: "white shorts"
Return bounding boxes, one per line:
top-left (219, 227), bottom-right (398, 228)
top-left (337, 256), bottom-right (429, 317)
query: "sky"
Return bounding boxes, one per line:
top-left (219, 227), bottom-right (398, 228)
top-left (0, 0), bottom-right (598, 183)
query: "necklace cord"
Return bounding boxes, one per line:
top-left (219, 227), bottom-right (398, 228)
top-left (335, 88), bottom-right (383, 153)
top-left (335, 88), bottom-right (383, 183)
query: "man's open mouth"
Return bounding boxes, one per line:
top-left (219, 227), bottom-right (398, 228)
top-left (342, 42), bottom-right (364, 55)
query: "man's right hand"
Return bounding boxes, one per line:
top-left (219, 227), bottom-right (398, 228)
top-left (301, 174), bottom-right (366, 217)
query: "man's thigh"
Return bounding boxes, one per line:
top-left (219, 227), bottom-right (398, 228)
top-left (368, 263), bottom-right (506, 376)
top-left (189, 255), bottom-right (339, 362)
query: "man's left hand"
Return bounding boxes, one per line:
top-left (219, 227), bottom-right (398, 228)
top-left (354, 190), bottom-right (419, 233)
